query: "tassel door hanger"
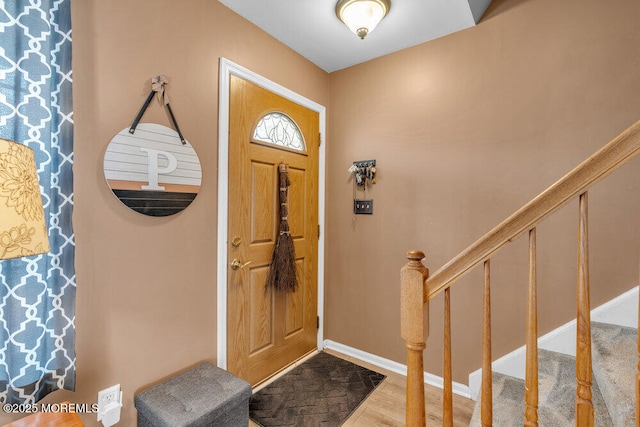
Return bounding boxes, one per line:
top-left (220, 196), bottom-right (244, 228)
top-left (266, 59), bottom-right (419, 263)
top-left (266, 162), bottom-right (298, 293)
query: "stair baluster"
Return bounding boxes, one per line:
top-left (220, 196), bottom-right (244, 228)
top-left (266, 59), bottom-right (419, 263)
top-left (481, 260), bottom-right (492, 427)
top-left (636, 280), bottom-right (640, 427)
top-left (444, 287), bottom-right (453, 427)
top-left (525, 228), bottom-right (539, 426)
top-left (576, 192), bottom-right (594, 426)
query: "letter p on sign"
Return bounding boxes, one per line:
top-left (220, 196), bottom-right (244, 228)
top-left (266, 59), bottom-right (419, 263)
top-left (140, 147), bottom-right (178, 191)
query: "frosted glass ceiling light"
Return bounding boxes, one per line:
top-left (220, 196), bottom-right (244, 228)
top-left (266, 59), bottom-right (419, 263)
top-left (336, 0), bottom-right (391, 40)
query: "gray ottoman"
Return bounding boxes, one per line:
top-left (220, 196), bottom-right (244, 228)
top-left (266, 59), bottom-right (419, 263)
top-left (134, 362), bottom-right (252, 426)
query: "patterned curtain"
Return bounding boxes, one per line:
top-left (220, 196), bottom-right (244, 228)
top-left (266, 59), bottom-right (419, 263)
top-left (0, 0), bottom-right (75, 403)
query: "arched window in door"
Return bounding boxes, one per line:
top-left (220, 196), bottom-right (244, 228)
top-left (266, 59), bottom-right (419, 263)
top-left (253, 112), bottom-right (306, 152)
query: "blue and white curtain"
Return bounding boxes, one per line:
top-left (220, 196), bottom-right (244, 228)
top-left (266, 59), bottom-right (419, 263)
top-left (0, 0), bottom-right (75, 403)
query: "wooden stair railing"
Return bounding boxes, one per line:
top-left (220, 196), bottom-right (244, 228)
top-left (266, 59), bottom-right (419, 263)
top-left (400, 119), bottom-right (640, 426)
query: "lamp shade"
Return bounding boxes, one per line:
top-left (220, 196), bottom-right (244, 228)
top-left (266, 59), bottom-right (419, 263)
top-left (336, 0), bottom-right (391, 39)
top-left (0, 138), bottom-right (50, 260)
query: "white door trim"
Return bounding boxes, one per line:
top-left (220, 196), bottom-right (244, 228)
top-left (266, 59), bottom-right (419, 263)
top-left (217, 58), bottom-right (326, 369)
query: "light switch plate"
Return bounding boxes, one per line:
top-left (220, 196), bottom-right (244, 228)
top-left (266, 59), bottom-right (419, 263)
top-left (354, 199), bottom-right (373, 214)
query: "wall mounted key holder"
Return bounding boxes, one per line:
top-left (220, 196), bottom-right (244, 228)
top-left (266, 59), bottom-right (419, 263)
top-left (349, 160), bottom-right (376, 215)
top-left (348, 160), bottom-right (376, 186)
top-left (103, 76), bottom-right (202, 217)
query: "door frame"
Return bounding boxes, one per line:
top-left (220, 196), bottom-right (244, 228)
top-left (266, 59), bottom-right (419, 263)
top-left (216, 58), bottom-right (326, 370)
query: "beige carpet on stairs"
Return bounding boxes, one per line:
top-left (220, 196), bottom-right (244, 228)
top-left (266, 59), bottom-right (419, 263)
top-left (469, 348), bottom-right (615, 426)
top-left (591, 321), bottom-right (637, 427)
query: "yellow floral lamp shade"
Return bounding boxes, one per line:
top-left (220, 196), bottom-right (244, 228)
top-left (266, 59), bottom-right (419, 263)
top-left (0, 138), bottom-right (50, 260)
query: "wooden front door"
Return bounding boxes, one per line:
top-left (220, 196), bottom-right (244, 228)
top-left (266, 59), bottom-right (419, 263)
top-left (227, 75), bottom-right (319, 386)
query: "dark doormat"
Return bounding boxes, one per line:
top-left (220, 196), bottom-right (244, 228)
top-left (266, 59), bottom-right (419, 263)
top-left (249, 352), bottom-right (386, 426)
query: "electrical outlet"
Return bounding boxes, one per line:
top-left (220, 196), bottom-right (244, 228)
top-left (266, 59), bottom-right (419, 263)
top-left (97, 384), bottom-right (121, 422)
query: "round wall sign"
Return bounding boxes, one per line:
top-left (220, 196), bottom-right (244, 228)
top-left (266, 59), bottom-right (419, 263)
top-left (103, 123), bottom-right (202, 216)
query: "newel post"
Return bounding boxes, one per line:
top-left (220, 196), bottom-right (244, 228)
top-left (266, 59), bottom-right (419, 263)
top-left (401, 250), bottom-right (429, 426)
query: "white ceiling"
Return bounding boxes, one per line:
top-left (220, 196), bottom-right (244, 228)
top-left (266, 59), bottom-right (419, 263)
top-left (218, 0), bottom-right (493, 73)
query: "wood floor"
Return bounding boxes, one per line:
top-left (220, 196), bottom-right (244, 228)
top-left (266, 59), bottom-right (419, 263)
top-left (249, 348), bottom-right (475, 426)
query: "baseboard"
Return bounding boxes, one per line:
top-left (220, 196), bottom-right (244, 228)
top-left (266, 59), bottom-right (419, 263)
top-left (468, 285), bottom-right (638, 400)
top-left (323, 339), bottom-right (472, 399)
top-left (591, 285), bottom-right (639, 328)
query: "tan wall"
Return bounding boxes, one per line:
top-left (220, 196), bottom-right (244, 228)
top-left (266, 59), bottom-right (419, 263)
top-left (325, 0), bottom-right (640, 383)
top-left (3, 0), bottom-right (640, 424)
top-left (0, 0), bottom-right (328, 425)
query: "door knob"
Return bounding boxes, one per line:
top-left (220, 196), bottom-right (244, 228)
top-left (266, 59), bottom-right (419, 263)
top-left (230, 259), bottom-right (252, 270)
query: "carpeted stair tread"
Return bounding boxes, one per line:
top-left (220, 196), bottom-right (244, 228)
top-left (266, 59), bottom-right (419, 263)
top-left (537, 349), bottom-right (612, 427)
top-left (469, 350), bottom-right (612, 426)
top-left (469, 372), bottom-right (524, 426)
top-left (591, 321), bottom-right (637, 427)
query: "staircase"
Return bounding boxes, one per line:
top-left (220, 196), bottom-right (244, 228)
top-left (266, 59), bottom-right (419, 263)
top-left (469, 322), bottom-right (637, 426)
top-left (400, 121), bottom-right (640, 426)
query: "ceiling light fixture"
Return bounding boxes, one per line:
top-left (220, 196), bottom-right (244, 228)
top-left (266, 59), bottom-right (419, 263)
top-left (335, 0), bottom-right (391, 40)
